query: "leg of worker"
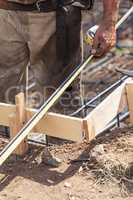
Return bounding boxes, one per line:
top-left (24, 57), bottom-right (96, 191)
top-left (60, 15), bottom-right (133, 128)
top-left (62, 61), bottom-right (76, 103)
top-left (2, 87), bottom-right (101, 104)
top-left (0, 9), bottom-right (29, 103)
top-left (28, 8), bottom-right (82, 114)
top-left (26, 11), bottom-right (56, 108)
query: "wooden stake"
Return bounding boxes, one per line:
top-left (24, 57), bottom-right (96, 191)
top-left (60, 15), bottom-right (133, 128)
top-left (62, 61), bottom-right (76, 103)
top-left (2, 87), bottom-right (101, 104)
top-left (126, 81), bottom-right (133, 124)
top-left (9, 93), bottom-right (28, 155)
top-left (83, 119), bottom-right (95, 141)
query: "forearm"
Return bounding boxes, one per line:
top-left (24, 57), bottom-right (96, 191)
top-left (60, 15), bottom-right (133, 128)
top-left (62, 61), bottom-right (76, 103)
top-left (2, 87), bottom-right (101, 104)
top-left (103, 0), bottom-right (120, 24)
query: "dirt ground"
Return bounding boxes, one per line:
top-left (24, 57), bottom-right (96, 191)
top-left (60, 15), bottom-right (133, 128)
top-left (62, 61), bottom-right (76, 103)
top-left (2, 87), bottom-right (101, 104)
top-left (0, 125), bottom-right (133, 200)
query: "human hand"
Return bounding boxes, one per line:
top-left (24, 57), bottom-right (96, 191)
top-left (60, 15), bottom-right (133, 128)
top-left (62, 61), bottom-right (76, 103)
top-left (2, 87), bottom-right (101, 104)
top-left (92, 20), bottom-right (116, 57)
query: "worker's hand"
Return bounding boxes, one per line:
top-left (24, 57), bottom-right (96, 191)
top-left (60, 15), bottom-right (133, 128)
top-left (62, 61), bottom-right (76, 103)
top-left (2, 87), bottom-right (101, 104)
top-left (92, 20), bottom-right (116, 57)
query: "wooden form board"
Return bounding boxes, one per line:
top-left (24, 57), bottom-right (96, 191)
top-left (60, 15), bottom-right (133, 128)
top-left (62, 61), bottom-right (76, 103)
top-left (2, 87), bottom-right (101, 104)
top-left (126, 81), bottom-right (133, 124)
top-left (83, 78), bottom-right (131, 140)
top-left (0, 79), bottom-right (132, 144)
top-left (0, 103), bottom-right (83, 142)
top-left (28, 111), bottom-right (83, 142)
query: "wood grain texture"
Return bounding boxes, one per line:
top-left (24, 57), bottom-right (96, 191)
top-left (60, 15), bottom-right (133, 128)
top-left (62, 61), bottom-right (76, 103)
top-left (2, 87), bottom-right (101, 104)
top-left (0, 102), bottom-right (83, 142)
top-left (9, 93), bottom-right (28, 155)
top-left (83, 79), bottom-right (130, 140)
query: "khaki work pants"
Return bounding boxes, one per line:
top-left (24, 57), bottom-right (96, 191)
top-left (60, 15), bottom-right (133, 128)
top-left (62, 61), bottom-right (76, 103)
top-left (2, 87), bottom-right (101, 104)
top-left (0, 8), bottom-right (81, 112)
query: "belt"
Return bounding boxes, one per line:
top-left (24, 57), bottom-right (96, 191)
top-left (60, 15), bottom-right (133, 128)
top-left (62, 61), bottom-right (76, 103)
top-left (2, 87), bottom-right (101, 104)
top-left (0, 0), bottom-right (74, 12)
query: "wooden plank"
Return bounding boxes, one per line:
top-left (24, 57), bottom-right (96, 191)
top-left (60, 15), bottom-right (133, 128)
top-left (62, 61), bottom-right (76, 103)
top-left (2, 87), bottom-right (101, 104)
top-left (37, 113), bottom-right (83, 142)
top-left (83, 79), bottom-right (130, 140)
top-left (9, 93), bottom-right (28, 155)
top-left (0, 103), bottom-right (83, 142)
top-left (0, 103), bottom-right (15, 126)
top-left (126, 81), bottom-right (133, 124)
top-left (27, 110), bottom-right (83, 142)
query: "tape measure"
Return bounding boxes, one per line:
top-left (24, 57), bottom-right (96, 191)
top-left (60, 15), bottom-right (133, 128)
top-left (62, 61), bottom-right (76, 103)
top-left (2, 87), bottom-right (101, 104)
top-left (84, 25), bottom-right (99, 45)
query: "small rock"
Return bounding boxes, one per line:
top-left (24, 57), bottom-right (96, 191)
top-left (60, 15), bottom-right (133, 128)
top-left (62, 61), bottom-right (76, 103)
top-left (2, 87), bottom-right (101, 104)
top-left (64, 182), bottom-right (72, 188)
top-left (78, 166), bottom-right (83, 173)
top-left (98, 190), bottom-right (102, 193)
top-left (89, 144), bottom-right (106, 162)
top-left (34, 156), bottom-right (42, 165)
top-left (44, 157), bottom-right (62, 168)
top-left (47, 179), bottom-right (54, 184)
top-left (71, 196), bottom-right (76, 200)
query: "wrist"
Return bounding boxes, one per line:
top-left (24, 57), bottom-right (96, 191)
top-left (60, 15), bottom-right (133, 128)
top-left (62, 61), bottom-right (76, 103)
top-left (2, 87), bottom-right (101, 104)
top-left (101, 17), bottom-right (116, 26)
top-left (103, 11), bottom-right (118, 25)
